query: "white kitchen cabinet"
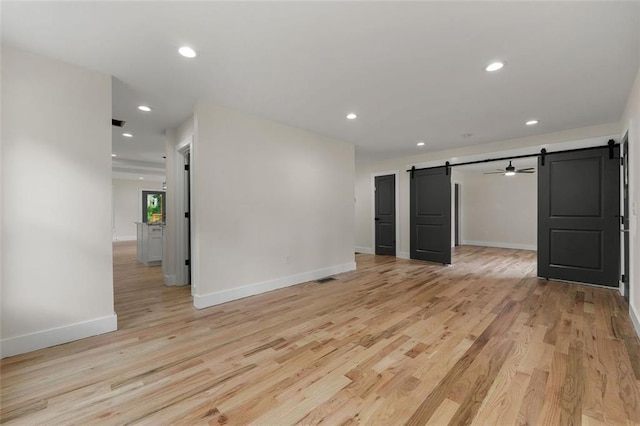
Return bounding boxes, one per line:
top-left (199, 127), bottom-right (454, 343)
top-left (136, 222), bottom-right (163, 266)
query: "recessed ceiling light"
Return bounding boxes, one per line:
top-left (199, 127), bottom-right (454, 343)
top-left (346, 113), bottom-right (357, 120)
top-left (111, 154), bottom-right (117, 157)
top-left (417, 141), bottom-right (425, 146)
top-left (122, 133), bottom-right (133, 138)
top-left (138, 105), bottom-right (153, 112)
top-left (178, 46), bottom-right (198, 58)
top-left (485, 62), bottom-right (504, 72)
top-left (526, 120), bottom-right (539, 126)
top-left (138, 177), bottom-right (144, 180)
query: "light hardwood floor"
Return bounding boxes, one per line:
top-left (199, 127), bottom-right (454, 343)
top-left (2, 242), bottom-right (640, 425)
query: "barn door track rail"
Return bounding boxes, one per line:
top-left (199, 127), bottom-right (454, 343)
top-left (407, 139), bottom-right (618, 177)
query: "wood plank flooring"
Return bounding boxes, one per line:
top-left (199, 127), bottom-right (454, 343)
top-left (2, 242), bottom-right (640, 425)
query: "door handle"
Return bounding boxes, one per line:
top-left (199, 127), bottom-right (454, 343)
top-left (374, 217), bottom-right (380, 221)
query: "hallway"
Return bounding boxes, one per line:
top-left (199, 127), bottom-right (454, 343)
top-left (113, 241), bottom-right (192, 330)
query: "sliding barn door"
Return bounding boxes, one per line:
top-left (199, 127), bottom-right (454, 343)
top-left (538, 146), bottom-right (620, 287)
top-left (410, 167), bottom-right (451, 264)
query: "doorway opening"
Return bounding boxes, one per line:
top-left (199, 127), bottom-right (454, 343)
top-left (174, 138), bottom-right (192, 289)
top-left (454, 183), bottom-right (460, 247)
top-left (454, 158), bottom-right (537, 253)
top-left (409, 142), bottom-right (622, 289)
top-left (622, 132), bottom-right (630, 302)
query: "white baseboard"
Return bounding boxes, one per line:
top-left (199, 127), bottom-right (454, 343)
top-left (193, 262), bottom-right (357, 309)
top-left (398, 251), bottom-right (411, 259)
top-left (354, 246), bottom-right (374, 254)
top-left (630, 304), bottom-right (640, 340)
top-left (461, 240), bottom-right (537, 251)
top-left (0, 314), bottom-right (117, 359)
top-left (113, 235), bottom-right (136, 242)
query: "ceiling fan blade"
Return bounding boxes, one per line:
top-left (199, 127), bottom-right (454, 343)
top-left (517, 168), bottom-right (535, 172)
top-left (516, 170), bottom-right (535, 173)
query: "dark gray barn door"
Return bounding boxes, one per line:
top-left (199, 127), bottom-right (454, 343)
top-left (538, 146), bottom-right (620, 287)
top-left (410, 167), bottom-right (451, 264)
top-left (375, 175), bottom-right (396, 256)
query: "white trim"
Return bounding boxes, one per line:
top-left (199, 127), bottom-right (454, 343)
top-left (619, 133), bottom-right (629, 298)
top-left (398, 251), bottom-right (411, 259)
top-left (174, 138), bottom-right (192, 288)
top-left (193, 262), bottom-right (356, 309)
top-left (176, 137), bottom-right (192, 152)
top-left (164, 274), bottom-right (176, 285)
top-left (371, 170), bottom-right (400, 257)
top-left (630, 304), bottom-right (640, 340)
top-left (355, 246), bottom-right (374, 254)
top-left (0, 314), bottom-right (117, 358)
top-left (461, 240), bottom-right (537, 251)
top-left (113, 235), bottom-right (136, 242)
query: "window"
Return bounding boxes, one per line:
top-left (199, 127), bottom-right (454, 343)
top-left (142, 191), bottom-right (166, 223)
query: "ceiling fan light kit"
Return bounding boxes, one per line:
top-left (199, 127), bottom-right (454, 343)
top-left (483, 160), bottom-right (535, 176)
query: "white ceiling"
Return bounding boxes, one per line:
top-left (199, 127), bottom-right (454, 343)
top-left (3, 2), bottom-right (639, 169)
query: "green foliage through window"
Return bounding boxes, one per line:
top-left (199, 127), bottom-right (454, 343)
top-left (145, 193), bottom-right (164, 223)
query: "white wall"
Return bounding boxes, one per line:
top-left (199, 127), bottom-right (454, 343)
top-left (112, 179), bottom-right (164, 241)
top-left (459, 170), bottom-right (537, 250)
top-left (1, 46), bottom-right (116, 357)
top-left (190, 103), bottom-right (355, 308)
top-left (355, 123), bottom-right (620, 255)
top-left (620, 67), bottom-right (640, 336)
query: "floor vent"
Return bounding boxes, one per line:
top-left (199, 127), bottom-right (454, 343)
top-left (316, 277), bottom-right (336, 284)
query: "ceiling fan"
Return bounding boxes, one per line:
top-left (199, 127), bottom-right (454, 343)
top-left (483, 161), bottom-right (535, 176)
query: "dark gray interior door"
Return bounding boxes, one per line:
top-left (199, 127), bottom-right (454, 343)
top-left (538, 146), bottom-right (620, 287)
top-left (623, 134), bottom-right (630, 302)
top-left (410, 167), bottom-right (451, 264)
top-left (375, 175), bottom-right (396, 256)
